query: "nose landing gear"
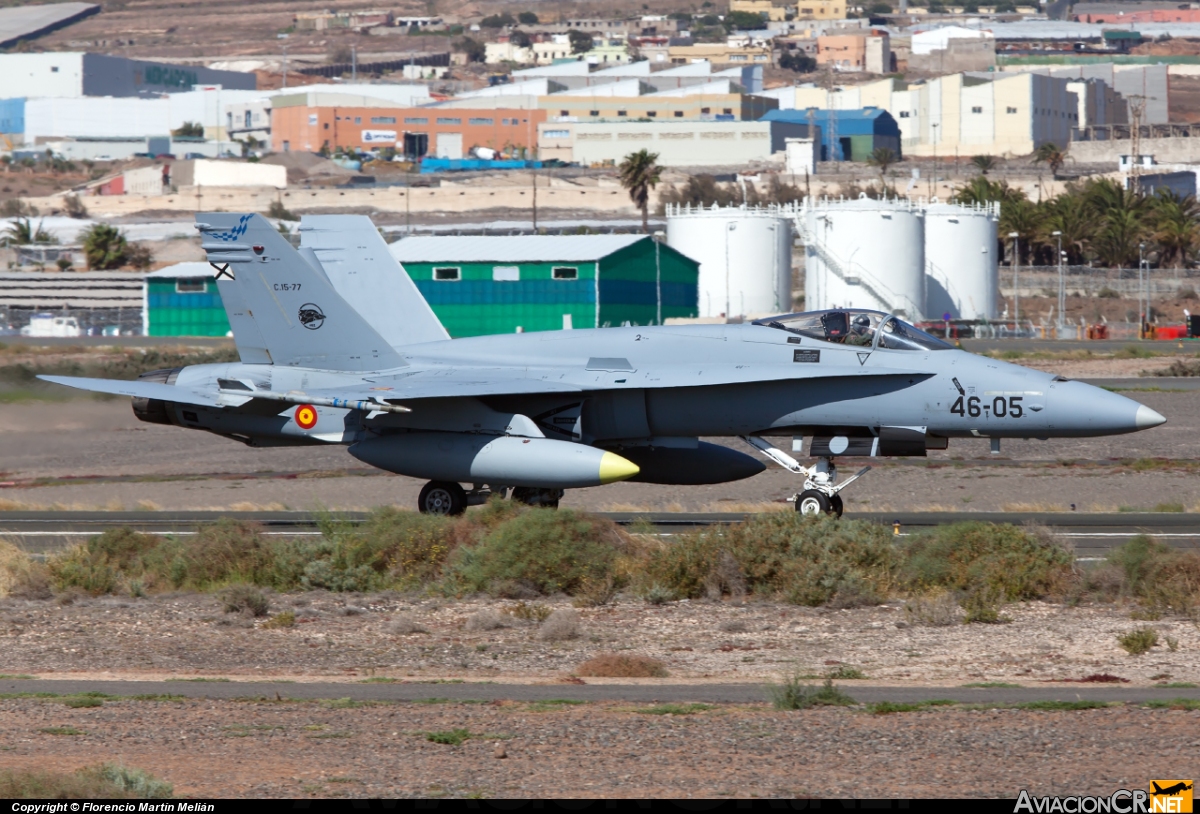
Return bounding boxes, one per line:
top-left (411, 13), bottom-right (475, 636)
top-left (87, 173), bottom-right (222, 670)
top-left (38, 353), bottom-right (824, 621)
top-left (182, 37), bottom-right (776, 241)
top-left (741, 436), bottom-right (869, 518)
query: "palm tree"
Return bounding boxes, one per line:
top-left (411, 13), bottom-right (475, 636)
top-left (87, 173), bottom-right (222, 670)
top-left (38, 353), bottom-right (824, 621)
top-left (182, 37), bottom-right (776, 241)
top-left (2, 217), bottom-right (56, 246)
top-left (1151, 190), bottom-right (1200, 268)
top-left (970, 154), bottom-right (996, 176)
top-left (82, 223), bottom-right (128, 270)
top-left (618, 149), bottom-right (662, 233)
top-left (1001, 198), bottom-right (1041, 263)
top-left (951, 176), bottom-right (1025, 209)
top-left (1039, 191), bottom-right (1091, 264)
top-left (1033, 143), bottom-right (1067, 178)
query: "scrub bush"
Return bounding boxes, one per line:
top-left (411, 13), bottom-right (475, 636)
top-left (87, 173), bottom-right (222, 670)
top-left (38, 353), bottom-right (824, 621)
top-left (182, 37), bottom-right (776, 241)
top-left (447, 508), bottom-right (625, 596)
top-left (640, 514), bottom-right (898, 606)
top-left (1103, 535), bottom-right (1200, 616)
top-left (900, 522), bottom-right (1074, 601)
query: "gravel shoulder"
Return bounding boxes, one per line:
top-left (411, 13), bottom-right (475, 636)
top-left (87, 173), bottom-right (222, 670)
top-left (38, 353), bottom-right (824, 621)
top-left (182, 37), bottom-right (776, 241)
top-left (1, 698), bottom-right (1194, 798)
top-left (3, 593), bottom-right (1196, 687)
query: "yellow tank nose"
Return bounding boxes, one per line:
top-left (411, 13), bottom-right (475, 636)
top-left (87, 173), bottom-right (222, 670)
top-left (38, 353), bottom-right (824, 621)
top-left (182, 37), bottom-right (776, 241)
top-left (597, 451), bottom-right (640, 484)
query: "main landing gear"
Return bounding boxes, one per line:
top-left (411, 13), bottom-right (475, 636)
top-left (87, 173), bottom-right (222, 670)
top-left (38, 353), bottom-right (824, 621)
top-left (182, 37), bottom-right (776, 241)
top-left (741, 436), bottom-right (870, 518)
top-left (417, 482), bottom-right (564, 515)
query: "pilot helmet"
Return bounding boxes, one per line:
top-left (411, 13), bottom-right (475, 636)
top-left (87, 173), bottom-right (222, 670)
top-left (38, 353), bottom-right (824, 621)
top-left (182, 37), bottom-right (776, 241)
top-left (851, 314), bottom-right (872, 333)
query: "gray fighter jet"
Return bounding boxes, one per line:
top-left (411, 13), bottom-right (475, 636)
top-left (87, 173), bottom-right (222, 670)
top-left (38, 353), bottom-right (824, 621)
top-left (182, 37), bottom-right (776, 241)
top-left (41, 213), bottom-right (1166, 516)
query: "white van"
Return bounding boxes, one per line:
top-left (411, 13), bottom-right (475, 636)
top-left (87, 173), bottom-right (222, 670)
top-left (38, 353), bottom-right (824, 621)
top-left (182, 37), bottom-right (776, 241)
top-left (22, 314), bottom-right (82, 337)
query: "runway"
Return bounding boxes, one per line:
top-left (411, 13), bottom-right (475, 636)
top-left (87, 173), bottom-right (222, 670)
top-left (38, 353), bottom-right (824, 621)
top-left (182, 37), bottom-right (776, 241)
top-left (1, 678), bottom-right (1196, 705)
top-left (4, 510), bottom-right (1198, 558)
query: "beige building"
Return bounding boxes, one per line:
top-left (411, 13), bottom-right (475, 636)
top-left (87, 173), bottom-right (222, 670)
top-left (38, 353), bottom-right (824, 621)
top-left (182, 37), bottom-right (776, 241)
top-left (539, 120), bottom-right (774, 166)
top-left (668, 43), bottom-right (773, 66)
top-left (729, 0), bottom-right (788, 22)
top-left (817, 30), bottom-right (890, 73)
top-left (794, 0), bottom-right (848, 20)
top-left (541, 82), bottom-right (778, 121)
top-left (788, 71), bottom-right (1078, 157)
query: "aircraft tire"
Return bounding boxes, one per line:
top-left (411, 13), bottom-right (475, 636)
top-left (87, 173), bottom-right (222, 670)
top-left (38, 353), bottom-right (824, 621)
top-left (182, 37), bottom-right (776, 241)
top-left (795, 490), bottom-right (831, 517)
top-left (418, 481), bottom-right (467, 516)
top-left (830, 494), bottom-right (844, 518)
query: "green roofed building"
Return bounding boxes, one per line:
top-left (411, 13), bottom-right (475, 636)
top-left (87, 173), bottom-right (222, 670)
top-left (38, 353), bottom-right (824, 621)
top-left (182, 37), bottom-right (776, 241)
top-left (144, 262), bottom-right (230, 337)
top-left (387, 234), bottom-right (700, 337)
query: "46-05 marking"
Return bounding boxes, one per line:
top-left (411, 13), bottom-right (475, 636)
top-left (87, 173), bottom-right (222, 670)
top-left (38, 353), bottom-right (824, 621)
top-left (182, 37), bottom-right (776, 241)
top-left (951, 395), bottom-right (1023, 418)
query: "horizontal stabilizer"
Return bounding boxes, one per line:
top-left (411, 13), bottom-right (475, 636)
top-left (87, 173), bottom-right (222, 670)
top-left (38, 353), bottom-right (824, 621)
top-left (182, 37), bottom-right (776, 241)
top-left (38, 375), bottom-right (234, 408)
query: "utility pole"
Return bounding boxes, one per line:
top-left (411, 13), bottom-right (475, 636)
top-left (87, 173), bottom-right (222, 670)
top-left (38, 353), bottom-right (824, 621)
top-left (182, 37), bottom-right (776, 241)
top-left (1053, 230), bottom-right (1063, 337)
top-left (1128, 95), bottom-right (1145, 196)
top-left (531, 167), bottom-right (538, 231)
top-left (1139, 241), bottom-right (1147, 338)
top-left (352, 45), bottom-right (357, 82)
top-left (1009, 231), bottom-right (1019, 333)
top-left (930, 122), bottom-right (939, 199)
top-left (282, 43), bottom-right (289, 89)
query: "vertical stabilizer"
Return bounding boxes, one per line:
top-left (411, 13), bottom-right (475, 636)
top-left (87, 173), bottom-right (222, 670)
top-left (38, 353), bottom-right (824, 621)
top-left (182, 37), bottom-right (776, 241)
top-left (197, 213), bottom-right (406, 371)
top-left (299, 215), bottom-right (449, 347)
top-left (216, 278), bottom-right (271, 364)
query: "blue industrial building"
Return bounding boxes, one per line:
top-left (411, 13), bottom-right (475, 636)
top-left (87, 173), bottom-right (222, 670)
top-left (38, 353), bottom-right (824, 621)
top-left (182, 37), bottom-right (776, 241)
top-left (0, 98), bottom-right (23, 139)
top-left (762, 107), bottom-right (901, 162)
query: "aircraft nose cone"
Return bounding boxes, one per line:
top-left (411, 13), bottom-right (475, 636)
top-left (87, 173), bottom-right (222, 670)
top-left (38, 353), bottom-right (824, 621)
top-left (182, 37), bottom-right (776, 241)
top-left (1136, 404), bottom-right (1167, 429)
top-left (598, 451), bottom-right (640, 484)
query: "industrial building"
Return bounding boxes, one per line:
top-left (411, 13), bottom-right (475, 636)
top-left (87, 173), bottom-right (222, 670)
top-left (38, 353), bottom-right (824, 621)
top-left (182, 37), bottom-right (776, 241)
top-left (0, 53), bottom-right (255, 100)
top-left (112, 159), bottom-right (287, 196)
top-left (144, 263), bottom-right (229, 337)
top-left (541, 80), bottom-right (778, 122)
top-left (387, 235), bottom-right (700, 336)
top-left (776, 71), bottom-right (1079, 157)
top-left (538, 120), bottom-right (779, 166)
top-left (763, 108), bottom-right (900, 161)
top-left (999, 63), bottom-right (1168, 125)
top-left (270, 92), bottom-right (538, 157)
top-left (18, 87), bottom-right (274, 148)
top-left (0, 270), bottom-right (144, 335)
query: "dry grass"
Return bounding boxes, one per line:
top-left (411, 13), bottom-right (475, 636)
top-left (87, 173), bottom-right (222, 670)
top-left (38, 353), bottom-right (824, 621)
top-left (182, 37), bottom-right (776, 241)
top-left (698, 501), bottom-right (791, 514)
top-left (1000, 503), bottom-right (1073, 513)
top-left (133, 500), bottom-right (162, 512)
top-left (388, 614), bottom-right (428, 635)
top-left (601, 502), bottom-right (686, 513)
top-left (537, 608), bottom-right (580, 641)
top-left (575, 653), bottom-right (669, 678)
top-left (0, 539), bottom-right (50, 599)
top-left (464, 609), bottom-right (509, 632)
top-left (0, 498), bottom-right (44, 511)
top-left (228, 501), bottom-right (289, 512)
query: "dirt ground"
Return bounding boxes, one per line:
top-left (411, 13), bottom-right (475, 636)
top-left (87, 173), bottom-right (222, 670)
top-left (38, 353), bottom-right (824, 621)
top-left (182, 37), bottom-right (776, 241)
top-left (0, 384), bottom-right (1194, 513)
top-left (0, 698), bottom-right (1194, 798)
top-left (2, 592), bottom-right (1197, 685)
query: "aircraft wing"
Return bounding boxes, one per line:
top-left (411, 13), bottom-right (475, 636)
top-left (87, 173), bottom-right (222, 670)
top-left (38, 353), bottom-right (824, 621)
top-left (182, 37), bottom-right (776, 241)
top-left (37, 375), bottom-right (238, 408)
top-left (355, 368), bottom-right (583, 400)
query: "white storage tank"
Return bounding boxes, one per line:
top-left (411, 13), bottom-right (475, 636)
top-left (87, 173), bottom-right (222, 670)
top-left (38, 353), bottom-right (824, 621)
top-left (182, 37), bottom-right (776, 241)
top-left (665, 203), bottom-right (792, 318)
top-left (923, 201), bottom-right (1000, 321)
top-left (802, 196), bottom-right (926, 321)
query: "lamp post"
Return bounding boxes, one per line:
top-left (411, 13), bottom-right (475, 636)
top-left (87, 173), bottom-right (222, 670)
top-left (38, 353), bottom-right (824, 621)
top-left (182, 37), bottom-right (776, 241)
top-left (930, 122), bottom-right (939, 199)
top-left (653, 230), bottom-right (664, 326)
top-left (1008, 231), bottom-right (1020, 334)
top-left (1138, 241), bottom-right (1147, 338)
top-left (1052, 230), bottom-right (1063, 337)
top-left (724, 222), bottom-right (734, 319)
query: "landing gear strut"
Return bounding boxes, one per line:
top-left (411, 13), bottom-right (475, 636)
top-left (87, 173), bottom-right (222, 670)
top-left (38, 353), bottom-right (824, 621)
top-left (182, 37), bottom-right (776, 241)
top-left (741, 436), bottom-right (868, 518)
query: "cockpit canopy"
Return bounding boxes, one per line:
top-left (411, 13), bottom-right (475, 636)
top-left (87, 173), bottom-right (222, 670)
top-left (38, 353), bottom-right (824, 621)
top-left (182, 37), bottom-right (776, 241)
top-left (752, 309), bottom-right (954, 351)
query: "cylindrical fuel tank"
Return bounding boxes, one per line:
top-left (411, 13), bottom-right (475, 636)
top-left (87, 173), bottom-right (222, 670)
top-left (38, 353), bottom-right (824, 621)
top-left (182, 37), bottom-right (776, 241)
top-left (923, 201), bottom-right (1000, 320)
top-left (666, 203), bottom-right (793, 319)
top-left (803, 196), bottom-right (925, 321)
top-left (348, 433), bottom-right (639, 488)
top-left (615, 441), bottom-right (766, 484)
